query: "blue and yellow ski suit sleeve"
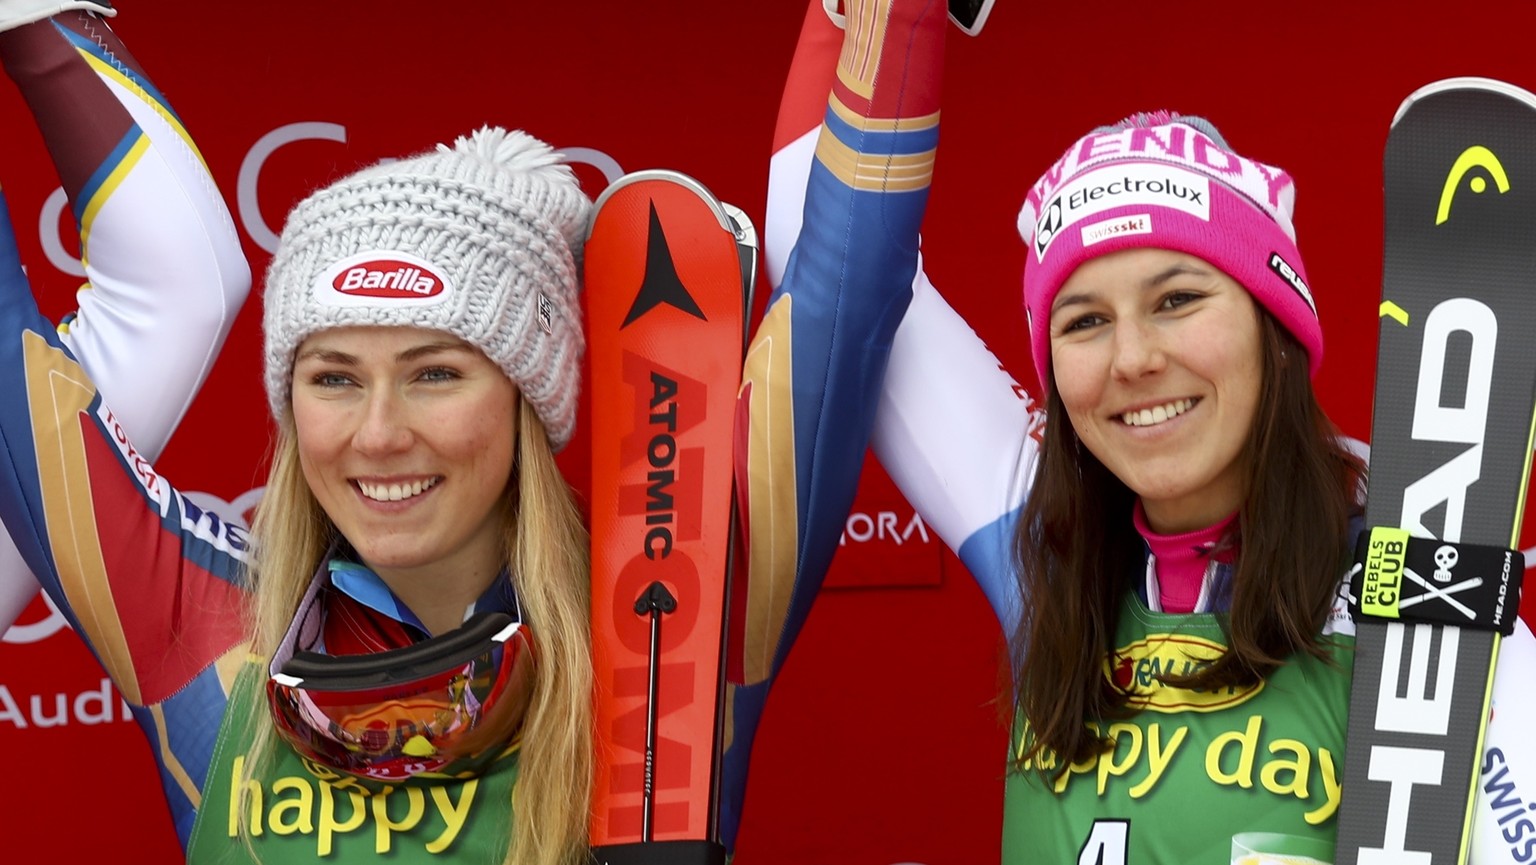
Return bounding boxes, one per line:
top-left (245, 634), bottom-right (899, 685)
top-left (721, 0), bottom-right (951, 847)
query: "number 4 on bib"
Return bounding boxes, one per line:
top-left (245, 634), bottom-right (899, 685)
top-left (1078, 819), bottom-right (1130, 865)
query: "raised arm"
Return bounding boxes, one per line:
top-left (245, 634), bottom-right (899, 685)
top-left (0, 190), bottom-right (251, 849)
top-left (761, 1), bottom-right (1044, 649)
top-left (721, 0), bottom-right (945, 846)
top-left (0, 9), bottom-right (251, 630)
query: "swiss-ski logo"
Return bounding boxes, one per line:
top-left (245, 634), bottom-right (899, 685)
top-left (1082, 214), bottom-right (1151, 247)
top-left (1482, 749), bottom-right (1536, 861)
top-left (314, 251), bottom-right (452, 307)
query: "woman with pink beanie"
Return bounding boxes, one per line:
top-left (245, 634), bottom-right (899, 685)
top-left (751, 0), bottom-right (1536, 861)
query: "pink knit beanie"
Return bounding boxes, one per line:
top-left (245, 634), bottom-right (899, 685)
top-left (1018, 112), bottom-right (1320, 382)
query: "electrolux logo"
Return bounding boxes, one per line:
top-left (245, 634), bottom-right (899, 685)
top-left (1034, 198), bottom-right (1063, 258)
top-left (1033, 163), bottom-right (1210, 261)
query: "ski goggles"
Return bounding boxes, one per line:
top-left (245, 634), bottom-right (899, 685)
top-left (266, 572), bottom-right (536, 785)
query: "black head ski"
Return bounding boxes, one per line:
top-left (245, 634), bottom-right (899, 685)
top-left (1337, 77), bottom-right (1536, 865)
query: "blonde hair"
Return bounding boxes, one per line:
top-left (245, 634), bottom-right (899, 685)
top-left (238, 398), bottom-right (593, 865)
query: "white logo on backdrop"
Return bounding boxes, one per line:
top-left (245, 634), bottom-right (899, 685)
top-left (558, 147), bottom-right (625, 185)
top-left (40, 187), bottom-right (85, 278)
top-left (33, 122), bottom-right (624, 261)
top-left (238, 121), bottom-right (349, 254)
top-left (839, 510), bottom-right (932, 546)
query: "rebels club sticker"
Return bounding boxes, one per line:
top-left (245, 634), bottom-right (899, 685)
top-left (314, 250), bottom-right (453, 307)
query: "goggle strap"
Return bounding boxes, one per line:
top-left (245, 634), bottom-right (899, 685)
top-left (278, 611), bottom-right (519, 690)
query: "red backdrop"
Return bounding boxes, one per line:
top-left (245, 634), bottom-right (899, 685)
top-left (3, 2), bottom-right (1536, 862)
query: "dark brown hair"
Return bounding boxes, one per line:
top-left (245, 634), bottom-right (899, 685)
top-left (1010, 309), bottom-right (1364, 777)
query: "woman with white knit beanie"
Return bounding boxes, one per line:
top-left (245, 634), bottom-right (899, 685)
top-left (0, 111), bottom-right (597, 862)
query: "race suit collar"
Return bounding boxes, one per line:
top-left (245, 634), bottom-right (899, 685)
top-left (1133, 500), bottom-right (1237, 614)
top-left (326, 556), bottom-right (518, 643)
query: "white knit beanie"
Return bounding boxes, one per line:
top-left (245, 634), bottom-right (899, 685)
top-left (262, 127), bottom-right (589, 450)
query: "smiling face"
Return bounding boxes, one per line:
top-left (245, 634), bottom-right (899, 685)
top-left (1048, 248), bottom-right (1264, 533)
top-left (290, 326), bottom-right (519, 597)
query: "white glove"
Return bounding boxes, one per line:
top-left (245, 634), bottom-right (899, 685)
top-left (0, 2), bottom-right (115, 35)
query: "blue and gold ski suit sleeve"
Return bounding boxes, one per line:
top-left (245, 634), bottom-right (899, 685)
top-left (0, 12), bottom-right (251, 851)
top-left (722, 0), bottom-right (947, 847)
top-left (0, 196), bottom-right (252, 848)
top-left (0, 12), bottom-right (250, 630)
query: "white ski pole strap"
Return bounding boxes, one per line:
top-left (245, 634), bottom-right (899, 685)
top-left (822, 1), bottom-right (997, 36)
top-left (947, 0), bottom-right (995, 35)
top-left (1351, 528), bottom-right (1524, 635)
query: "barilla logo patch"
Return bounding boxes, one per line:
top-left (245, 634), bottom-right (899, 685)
top-left (1082, 214), bottom-right (1153, 247)
top-left (314, 251), bottom-right (453, 308)
top-left (1267, 252), bottom-right (1317, 314)
top-left (1034, 164), bottom-right (1209, 262)
top-left (1105, 633), bottom-right (1264, 713)
top-left (335, 262), bottom-right (441, 297)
